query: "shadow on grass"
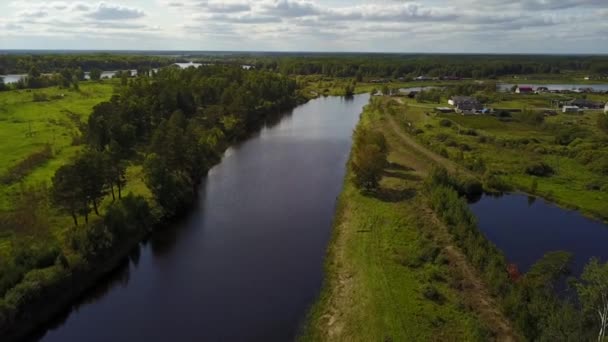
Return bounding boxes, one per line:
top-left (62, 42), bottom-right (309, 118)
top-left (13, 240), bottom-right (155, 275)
top-left (386, 161), bottom-right (414, 172)
top-left (366, 187), bottom-right (417, 203)
top-left (383, 170), bottom-right (422, 182)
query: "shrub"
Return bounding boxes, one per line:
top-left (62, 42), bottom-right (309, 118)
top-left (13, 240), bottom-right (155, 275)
top-left (525, 162), bottom-right (554, 177)
top-left (439, 119), bottom-right (452, 127)
top-left (422, 285), bottom-right (444, 303)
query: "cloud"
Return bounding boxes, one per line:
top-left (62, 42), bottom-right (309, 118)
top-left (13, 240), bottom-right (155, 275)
top-left (87, 2), bottom-right (145, 20)
top-left (259, 0), bottom-right (320, 17)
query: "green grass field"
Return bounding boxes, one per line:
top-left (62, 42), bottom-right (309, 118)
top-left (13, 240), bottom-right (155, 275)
top-left (394, 93), bottom-right (608, 221)
top-left (0, 82), bottom-right (116, 210)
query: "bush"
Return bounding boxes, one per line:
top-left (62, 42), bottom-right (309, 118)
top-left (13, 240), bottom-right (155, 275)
top-left (422, 285), bottom-right (444, 303)
top-left (525, 162), bottom-right (554, 177)
top-left (439, 119), bottom-right (452, 127)
top-left (32, 93), bottom-right (49, 102)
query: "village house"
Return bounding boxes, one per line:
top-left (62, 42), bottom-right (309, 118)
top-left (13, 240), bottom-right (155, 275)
top-left (535, 86), bottom-right (549, 94)
top-left (516, 86), bottom-right (534, 94)
top-left (569, 98), bottom-right (603, 109)
top-left (448, 96), bottom-right (483, 114)
top-left (563, 106), bottom-right (581, 113)
top-left (605, 102), bottom-right (608, 114)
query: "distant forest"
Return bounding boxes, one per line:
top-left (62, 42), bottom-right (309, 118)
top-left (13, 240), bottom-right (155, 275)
top-left (3, 53), bottom-right (608, 79)
top-left (248, 55), bottom-right (608, 78)
top-left (0, 54), bottom-right (180, 74)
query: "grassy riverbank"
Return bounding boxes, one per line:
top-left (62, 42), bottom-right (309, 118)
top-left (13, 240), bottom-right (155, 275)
top-left (302, 99), bottom-right (516, 341)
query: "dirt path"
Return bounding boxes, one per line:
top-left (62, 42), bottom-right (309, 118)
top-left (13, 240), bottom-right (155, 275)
top-left (422, 208), bottom-right (518, 341)
top-left (385, 114), bottom-right (476, 178)
top-left (385, 112), bottom-right (517, 341)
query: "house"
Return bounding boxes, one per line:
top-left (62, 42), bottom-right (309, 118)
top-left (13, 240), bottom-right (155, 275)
top-left (569, 98), bottom-right (603, 109)
top-left (605, 102), bottom-right (608, 114)
top-left (415, 76), bottom-right (433, 81)
top-left (435, 107), bottom-right (454, 113)
top-left (448, 96), bottom-right (483, 114)
top-left (563, 106), bottom-right (581, 113)
top-left (516, 86), bottom-right (534, 94)
top-left (535, 87), bottom-right (549, 94)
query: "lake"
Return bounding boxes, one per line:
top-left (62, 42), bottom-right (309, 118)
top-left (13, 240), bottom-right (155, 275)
top-left (498, 83), bottom-right (608, 92)
top-left (470, 193), bottom-right (608, 275)
top-left (36, 94), bottom-right (370, 341)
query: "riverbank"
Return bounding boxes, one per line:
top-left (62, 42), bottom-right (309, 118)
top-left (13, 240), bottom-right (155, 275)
top-left (0, 68), bottom-right (304, 341)
top-left (301, 99), bottom-right (516, 341)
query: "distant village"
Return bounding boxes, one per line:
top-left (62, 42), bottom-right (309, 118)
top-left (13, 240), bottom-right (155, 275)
top-left (396, 81), bottom-right (608, 116)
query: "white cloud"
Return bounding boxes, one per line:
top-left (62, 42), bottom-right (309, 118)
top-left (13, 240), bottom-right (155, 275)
top-left (1, 0), bottom-right (607, 52)
top-left (87, 2), bottom-right (145, 20)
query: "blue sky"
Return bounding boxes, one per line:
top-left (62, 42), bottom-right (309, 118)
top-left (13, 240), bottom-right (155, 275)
top-left (0, 0), bottom-right (607, 53)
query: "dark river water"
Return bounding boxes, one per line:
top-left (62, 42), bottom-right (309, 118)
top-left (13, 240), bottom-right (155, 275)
top-left (37, 94), bottom-right (369, 342)
top-left (470, 193), bottom-right (608, 275)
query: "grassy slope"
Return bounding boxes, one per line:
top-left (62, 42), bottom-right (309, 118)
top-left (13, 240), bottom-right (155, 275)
top-left (302, 101), bottom-right (512, 341)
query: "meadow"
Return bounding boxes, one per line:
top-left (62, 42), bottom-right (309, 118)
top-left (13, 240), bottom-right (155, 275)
top-left (389, 90), bottom-right (608, 221)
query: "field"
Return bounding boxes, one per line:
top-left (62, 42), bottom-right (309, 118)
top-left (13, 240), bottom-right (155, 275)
top-left (389, 90), bottom-right (608, 221)
top-left (0, 83), bottom-right (116, 210)
top-left (302, 100), bottom-right (516, 341)
top-left (0, 82), bottom-right (120, 259)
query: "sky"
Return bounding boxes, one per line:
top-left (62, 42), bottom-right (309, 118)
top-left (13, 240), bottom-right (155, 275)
top-left (0, 0), bottom-right (607, 53)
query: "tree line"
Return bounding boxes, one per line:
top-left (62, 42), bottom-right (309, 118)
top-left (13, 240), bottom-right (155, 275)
top-left (0, 54), bottom-right (176, 74)
top-left (247, 54), bottom-right (608, 79)
top-left (0, 65), bottom-right (300, 337)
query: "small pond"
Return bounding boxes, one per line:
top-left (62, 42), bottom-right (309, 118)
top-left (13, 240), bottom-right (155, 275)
top-left (469, 193), bottom-right (608, 275)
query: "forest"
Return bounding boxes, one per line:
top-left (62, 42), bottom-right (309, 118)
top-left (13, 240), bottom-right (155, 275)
top-left (238, 54), bottom-right (608, 79)
top-left (0, 65), bottom-right (300, 340)
top-left (0, 54), bottom-right (178, 74)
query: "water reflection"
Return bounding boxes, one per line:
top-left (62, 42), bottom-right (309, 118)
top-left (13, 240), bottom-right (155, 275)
top-left (38, 94), bottom-right (370, 342)
top-left (470, 193), bottom-right (608, 275)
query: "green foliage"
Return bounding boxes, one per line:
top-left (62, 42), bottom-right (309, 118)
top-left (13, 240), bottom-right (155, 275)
top-left (89, 69), bottom-right (102, 81)
top-left (525, 161), bottom-right (554, 177)
top-left (598, 114), bottom-right (608, 135)
top-left (576, 258), bottom-right (608, 342)
top-left (351, 126), bottom-right (387, 191)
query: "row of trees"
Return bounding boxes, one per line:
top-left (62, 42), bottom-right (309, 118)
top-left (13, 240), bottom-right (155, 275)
top-left (1, 65), bottom-right (301, 337)
top-left (0, 54), bottom-right (175, 74)
top-left (51, 65), bottom-right (299, 223)
top-left (425, 167), bottom-right (608, 341)
top-left (247, 54), bottom-right (608, 79)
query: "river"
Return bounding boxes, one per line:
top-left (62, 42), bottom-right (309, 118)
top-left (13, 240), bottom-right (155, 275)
top-left (35, 94), bottom-right (369, 341)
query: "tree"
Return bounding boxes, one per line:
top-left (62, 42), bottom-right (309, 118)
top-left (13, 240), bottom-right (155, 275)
top-left (343, 81), bottom-right (355, 96)
top-left (74, 68), bottom-right (85, 81)
top-left (351, 127), bottom-right (388, 191)
top-left (89, 69), bottom-right (102, 81)
top-left (576, 258), bottom-right (608, 342)
top-left (0, 77), bottom-right (6, 91)
top-left (352, 144), bottom-right (386, 191)
top-left (143, 153), bottom-right (193, 216)
top-left (381, 84), bottom-right (390, 96)
top-left (51, 164), bottom-right (84, 226)
top-left (75, 150), bottom-right (108, 216)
